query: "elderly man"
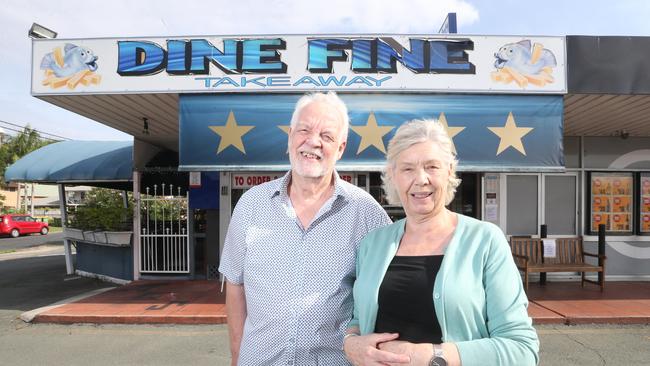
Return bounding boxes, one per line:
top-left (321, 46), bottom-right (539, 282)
top-left (219, 92), bottom-right (391, 365)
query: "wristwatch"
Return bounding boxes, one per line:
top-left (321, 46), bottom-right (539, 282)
top-left (428, 344), bottom-right (447, 366)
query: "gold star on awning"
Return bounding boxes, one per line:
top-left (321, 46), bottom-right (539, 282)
top-left (277, 125), bottom-right (290, 134)
top-left (209, 111), bottom-right (255, 154)
top-left (488, 112), bottom-right (533, 155)
top-left (437, 112), bottom-right (465, 154)
top-left (350, 112), bottom-right (394, 154)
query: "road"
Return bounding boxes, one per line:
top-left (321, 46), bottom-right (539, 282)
top-left (0, 231), bottom-right (63, 251)
top-left (0, 246), bottom-right (649, 365)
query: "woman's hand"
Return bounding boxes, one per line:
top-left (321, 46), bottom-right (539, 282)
top-left (379, 341), bottom-right (461, 366)
top-left (343, 333), bottom-right (411, 366)
top-left (378, 341), bottom-right (434, 366)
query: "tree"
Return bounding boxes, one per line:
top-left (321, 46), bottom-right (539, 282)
top-left (0, 126), bottom-right (54, 210)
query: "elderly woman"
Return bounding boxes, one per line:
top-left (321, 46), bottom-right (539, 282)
top-left (343, 119), bottom-right (539, 366)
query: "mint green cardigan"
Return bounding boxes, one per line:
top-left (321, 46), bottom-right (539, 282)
top-left (349, 214), bottom-right (539, 366)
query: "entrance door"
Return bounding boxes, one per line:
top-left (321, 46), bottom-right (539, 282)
top-left (542, 173), bottom-right (578, 236)
top-left (500, 173), bottom-right (578, 237)
top-left (505, 174), bottom-right (540, 236)
top-left (139, 184), bottom-right (190, 274)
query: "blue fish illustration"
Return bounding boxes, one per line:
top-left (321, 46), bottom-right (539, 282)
top-left (40, 43), bottom-right (99, 78)
top-left (493, 40), bottom-right (556, 75)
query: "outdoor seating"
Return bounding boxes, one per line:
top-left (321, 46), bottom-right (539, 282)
top-left (509, 237), bottom-right (606, 291)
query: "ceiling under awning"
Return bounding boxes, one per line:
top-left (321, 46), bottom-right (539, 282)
top-left (5, 140), bottom-right (133, 184)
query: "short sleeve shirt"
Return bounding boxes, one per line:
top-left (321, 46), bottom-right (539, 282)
top-left (219, 171), bottom-right (391, 366)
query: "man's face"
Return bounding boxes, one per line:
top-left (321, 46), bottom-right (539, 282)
top-left (288, 101), bottom-right (347, 179)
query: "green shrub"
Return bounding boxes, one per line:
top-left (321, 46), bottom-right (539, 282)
top-left (68, 188), bottom-right (133, 231)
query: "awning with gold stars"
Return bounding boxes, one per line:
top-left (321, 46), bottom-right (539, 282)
top-left (180, 94), bottom-right (563, 171)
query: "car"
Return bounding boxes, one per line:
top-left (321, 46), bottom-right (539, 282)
top-left (0, 214), bottom-right (49, 238)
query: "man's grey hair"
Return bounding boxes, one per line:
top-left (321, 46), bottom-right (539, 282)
top-left (382, 119), bottom-right (461, 206)
top-left (290, 92), bottom-right (349, 141)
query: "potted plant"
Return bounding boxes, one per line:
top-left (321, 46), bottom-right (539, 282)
top-left (66, 188), bottom-right (133, 246)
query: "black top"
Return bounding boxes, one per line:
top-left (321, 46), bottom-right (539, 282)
top-left (374, 255), bottom-right (443, 344)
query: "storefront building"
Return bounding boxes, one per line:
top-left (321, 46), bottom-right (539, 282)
top-left (25, 34), bottom-right (650, 282)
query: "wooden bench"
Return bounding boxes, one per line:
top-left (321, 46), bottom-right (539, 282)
top-left (509, 237), bottom-right (606, 291)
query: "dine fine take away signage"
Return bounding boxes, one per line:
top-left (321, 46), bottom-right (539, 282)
top-left (32, 35), bottom-right (565, 94)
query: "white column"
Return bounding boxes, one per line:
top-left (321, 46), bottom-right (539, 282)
top-left (58, 184), bottom-right (73, 275)
top-left (133, 171), bottom-right (141, 281)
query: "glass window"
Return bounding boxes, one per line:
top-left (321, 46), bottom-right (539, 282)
top-left (640, 174), bottom-right (650, 234)
top-left (544, 175), bottom-right (577, 235)
top-left (590, 172), bottom-right (633, 234)
top-left (506, 175), bottom-right (538, 236)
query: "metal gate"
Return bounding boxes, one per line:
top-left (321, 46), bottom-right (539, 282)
top-left (140, 184), bottom-right (189, 273)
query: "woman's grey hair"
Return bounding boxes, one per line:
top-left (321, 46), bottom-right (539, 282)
top-left (382, 119), bottom-right (461, 206)
top-left (290, 92), bottom-right (349, 141)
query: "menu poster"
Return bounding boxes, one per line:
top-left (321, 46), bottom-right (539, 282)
top-left (641, 175), bottom-right (650, 233)
top-left (642, 176), bottom-right (650, 195)
top-left (642, 197), bottom-right (650, 213)
top-left (592, 213), bottom-right (609, 231)
top-left (592, 196), bottom-right (610, 212)
top-left (612, 176), bottom-right (633, 195)
top-left (591, 173), bottom-right (634, 233)
top-left (591, 177), bottom-right (611, 195)
top-left (611, 213), bottom-right (631, 231)
top-left (642, 214), bottom-right (650, 233)
top-left (611, 196), bottom-right (631, 212)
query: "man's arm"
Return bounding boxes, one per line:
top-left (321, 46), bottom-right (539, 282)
top-left (226, 281), bottom-right (247, 366)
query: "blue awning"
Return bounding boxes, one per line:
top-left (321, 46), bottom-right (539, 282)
top-left (179, 94), bottom-right (564, 172)
top-left (5, 141), bottom-right (133, 183)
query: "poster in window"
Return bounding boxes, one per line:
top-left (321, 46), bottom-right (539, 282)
top-left (590, 173), bottom-right (633, 233)
top-left (591, 177), bottom-right (611, 195)
top-left (592, 196), bottom-right (610, 212)
top-left (642, 177), bottom-right (650, 195)
top-left (642, 214), bottom-right (650, 233)
top-left (612, 176), bottom-right (632, 195)
top-left (641, 175), bottom-right (650, 233)
top-left (611, 213), bottom-right (631, 231)
top-left (592, 213), bottom-right (609, 231)
top-left (611, 196), bottom-right (631, 212)
top-left (643, 197), bottom-right (650, 213)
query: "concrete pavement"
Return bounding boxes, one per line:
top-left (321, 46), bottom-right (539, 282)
top-left (2, 245), bottom-right (649, 365)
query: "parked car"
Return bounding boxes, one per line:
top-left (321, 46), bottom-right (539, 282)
top-left (0, 214), bottom-right (49, 237)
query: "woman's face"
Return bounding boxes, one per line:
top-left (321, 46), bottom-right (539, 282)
top-left (392, 141), bottom-right (451, 219)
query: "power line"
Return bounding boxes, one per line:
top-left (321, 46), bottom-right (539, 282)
top-left (0, 119), bottom-right (70, 140)
top-left (0, 125), bottom-right (60, 142)
top-left (0, 119), bottom-right (71, 141)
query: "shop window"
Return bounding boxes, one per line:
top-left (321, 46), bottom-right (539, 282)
top-left (639, 173), bottom-right (650, 234)
top-left (544, 174), bottom-right (577, 235)
top-left (588, 172), bottom-right (633, 234)
top-left (506, 175), bottom-right (539, 236)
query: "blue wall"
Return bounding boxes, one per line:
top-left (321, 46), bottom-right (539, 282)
top-left (76, 243), bottom-right (133, 281)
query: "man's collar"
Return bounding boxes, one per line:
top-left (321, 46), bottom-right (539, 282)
top-left (272, 170), bottom-right (349, 200)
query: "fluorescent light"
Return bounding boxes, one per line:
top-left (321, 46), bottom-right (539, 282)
top-left (28, 23), bottom-right (57, 39)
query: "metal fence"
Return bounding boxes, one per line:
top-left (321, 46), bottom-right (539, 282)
top-left (140, 184), bottom-right (189, 274)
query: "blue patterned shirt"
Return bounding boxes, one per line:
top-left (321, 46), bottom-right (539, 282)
top-left (219, 171), bottom-right (391, 366)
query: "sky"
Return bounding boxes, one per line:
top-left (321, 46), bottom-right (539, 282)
top-left (1, 0), bottom-right (649, 142)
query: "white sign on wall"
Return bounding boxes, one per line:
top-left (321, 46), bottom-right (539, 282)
top-left (32, 35), bottom-right (566, 95)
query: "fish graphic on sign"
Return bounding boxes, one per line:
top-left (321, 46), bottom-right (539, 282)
top-left (40, 43), bottom-right (101, 89)
top-left (491, 40), bottom-right (557, 88)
